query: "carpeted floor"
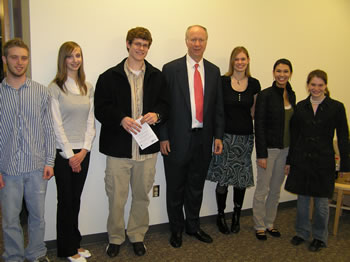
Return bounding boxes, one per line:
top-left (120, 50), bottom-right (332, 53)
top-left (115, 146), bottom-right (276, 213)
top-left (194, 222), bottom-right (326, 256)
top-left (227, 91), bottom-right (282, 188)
top-left (0, 204), bottom-right (349, 262)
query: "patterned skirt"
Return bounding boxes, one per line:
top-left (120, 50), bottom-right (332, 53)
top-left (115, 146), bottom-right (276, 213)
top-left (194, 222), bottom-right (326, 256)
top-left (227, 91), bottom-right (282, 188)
top-left (207, 133), bottom-right (254, 188)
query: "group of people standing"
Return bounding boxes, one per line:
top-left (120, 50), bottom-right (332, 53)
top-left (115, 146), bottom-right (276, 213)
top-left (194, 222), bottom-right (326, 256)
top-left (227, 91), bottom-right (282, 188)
top-left (0, 39), bottom-right (96, 262)
top-left (209, 47), bottom-right (349, 255)
top-left (0, 23), bottom-right (349, 262)
top-left (208, 45), bottom-right (349, 254)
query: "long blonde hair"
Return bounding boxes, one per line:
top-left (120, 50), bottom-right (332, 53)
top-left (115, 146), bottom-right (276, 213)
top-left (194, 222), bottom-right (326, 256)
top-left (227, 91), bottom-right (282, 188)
top-left (225, 46), bottom-right (251, 77)
top-left (53, 41), bottom-right (87, 95)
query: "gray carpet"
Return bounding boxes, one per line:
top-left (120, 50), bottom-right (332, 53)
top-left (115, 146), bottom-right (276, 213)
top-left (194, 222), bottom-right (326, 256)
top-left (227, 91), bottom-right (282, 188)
top-left (1, 204), bottom-right (350, 262)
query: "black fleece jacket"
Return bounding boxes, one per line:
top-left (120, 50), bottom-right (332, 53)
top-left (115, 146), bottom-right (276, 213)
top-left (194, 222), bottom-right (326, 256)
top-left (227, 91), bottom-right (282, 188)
top-left (254, 81), bottom-right (296, 158)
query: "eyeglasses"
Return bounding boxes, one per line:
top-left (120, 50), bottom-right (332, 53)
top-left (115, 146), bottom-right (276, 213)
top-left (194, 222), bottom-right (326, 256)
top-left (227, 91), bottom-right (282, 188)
top-left (133, 42), bottom-right (149, 49)
top-left (187, 38), bottom-right (207, 44)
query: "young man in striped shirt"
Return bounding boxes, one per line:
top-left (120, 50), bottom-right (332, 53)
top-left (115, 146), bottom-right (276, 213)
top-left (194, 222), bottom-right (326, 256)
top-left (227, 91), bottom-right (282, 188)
top-left (0, 38), bottom-right (55, 262)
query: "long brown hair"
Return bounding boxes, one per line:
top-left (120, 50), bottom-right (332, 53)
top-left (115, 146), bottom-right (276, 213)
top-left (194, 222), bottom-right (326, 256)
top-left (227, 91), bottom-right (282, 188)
top-left (53, 41), bottom-right (87, 95)
top-left (225, 46), bottom-right (251, 77)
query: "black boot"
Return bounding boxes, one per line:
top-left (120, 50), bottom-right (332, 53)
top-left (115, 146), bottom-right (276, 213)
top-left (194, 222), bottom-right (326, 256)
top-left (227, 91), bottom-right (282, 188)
top-left (231, 187), bottom-right (245, 233)
top-left (216, 190), bottom-right (230, 234)
top-left (231, 207), bottom-right (241, 233)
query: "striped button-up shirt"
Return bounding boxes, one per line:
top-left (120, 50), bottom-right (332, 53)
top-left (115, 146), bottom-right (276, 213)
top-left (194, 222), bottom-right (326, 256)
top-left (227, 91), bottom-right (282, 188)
top-left (124, 60), bottom-right (157, 161)
top-left (0, 78), bottom-right (56, 176)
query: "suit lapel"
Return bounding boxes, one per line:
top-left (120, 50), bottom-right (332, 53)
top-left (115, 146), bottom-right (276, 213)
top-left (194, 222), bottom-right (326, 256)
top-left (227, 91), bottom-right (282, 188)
top-left (203, 59), bottom-right (212, 118)
top-left (177, 56), bottom-right (191, 113)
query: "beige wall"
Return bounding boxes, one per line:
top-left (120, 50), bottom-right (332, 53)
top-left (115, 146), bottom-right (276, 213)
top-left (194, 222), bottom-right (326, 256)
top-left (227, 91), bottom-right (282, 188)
top-left (28, 0), bottom-right (350, 241)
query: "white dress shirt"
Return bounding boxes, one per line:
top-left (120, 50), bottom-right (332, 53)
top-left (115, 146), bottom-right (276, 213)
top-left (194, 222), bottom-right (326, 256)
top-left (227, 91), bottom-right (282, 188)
top-left (186, 54), bottom-right (205, 128)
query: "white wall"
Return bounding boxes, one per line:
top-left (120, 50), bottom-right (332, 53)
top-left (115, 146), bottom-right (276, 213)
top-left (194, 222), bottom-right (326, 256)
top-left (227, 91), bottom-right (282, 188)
top-left (28, 0), bottom-right (350, 241)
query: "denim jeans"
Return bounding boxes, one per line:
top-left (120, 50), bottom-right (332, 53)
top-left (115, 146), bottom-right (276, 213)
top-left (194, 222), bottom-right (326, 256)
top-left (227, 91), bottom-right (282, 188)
top-left (295, 195), bottom-right (329, 245)
top-left (0, 170), bottom-right (48, 262)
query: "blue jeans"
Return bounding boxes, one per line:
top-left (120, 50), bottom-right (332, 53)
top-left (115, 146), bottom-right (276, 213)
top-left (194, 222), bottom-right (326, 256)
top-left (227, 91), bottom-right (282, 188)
top-left (0, 170), bottom-right (48, 262)
top-left (295, 195), bottom-right (329, 244)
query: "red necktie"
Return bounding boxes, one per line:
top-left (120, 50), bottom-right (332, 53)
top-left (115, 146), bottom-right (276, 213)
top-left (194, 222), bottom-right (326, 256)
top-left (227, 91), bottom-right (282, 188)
top-left (194, 64), bottom-right (203, 123)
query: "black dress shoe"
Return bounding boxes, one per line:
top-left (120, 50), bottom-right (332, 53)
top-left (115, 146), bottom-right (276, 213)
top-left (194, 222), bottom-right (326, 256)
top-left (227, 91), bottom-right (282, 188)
top-left (255, 230), bottom-right (267, 240)
top-left (133, 242), bottom-right (146, 256)
top-left (170, 232), bottom-right (182, 248)
top-left (291, 236), bottom-right (305, 246)
top-left (308, 239), bottom-right (326, 252)
top-left (266, 228), bottom-right (281, 237)
top-left (106, 243), bottom-right (120, 257)
top-left (186, 229), bottom-right (213, 243)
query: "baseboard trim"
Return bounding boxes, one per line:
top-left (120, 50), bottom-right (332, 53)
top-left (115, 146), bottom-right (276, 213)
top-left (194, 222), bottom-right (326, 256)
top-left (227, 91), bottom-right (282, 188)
top-left (46, 199), bottom-right (296, 250)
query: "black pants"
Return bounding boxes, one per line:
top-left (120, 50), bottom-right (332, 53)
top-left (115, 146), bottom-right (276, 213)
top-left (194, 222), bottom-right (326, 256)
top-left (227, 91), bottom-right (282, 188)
top-left (164, 130), bottom-right (210, 233)
top-left (54, 149), bottom-right (90, 257)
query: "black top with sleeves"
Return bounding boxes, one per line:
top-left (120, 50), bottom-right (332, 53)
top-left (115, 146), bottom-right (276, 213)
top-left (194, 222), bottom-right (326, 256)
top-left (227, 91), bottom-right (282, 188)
top-left (254, 81), bottom-right (296, 158)
top-left (222, 76), bottom-right (261, 135)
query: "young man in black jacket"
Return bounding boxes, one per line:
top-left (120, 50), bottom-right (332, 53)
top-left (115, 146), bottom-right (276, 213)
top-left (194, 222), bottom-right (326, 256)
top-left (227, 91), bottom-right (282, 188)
top-left (94, 27), bottom-right (169, 257)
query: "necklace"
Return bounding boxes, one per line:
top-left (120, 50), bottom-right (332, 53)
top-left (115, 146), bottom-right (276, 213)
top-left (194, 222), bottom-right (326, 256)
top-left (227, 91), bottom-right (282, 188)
top-left (232, 75), bottom-right (246, 85)
top-left (310, 96), bottom-right (325, 105)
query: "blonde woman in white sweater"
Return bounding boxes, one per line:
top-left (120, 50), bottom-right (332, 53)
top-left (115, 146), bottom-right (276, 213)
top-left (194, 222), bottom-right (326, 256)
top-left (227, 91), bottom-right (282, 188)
top-left (49, 42), bottom-right (95, 262)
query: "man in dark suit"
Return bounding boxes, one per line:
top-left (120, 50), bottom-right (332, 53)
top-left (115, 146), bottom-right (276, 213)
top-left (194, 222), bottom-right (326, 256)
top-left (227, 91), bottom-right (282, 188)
top-left (160, 25), bottom-right (224, 248)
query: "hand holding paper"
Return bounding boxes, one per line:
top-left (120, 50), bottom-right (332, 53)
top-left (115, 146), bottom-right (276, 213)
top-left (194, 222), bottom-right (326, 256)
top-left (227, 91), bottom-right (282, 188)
top-left (121, 116), bottom-right (142, 135)
top-left (131, 118), bottom-right (159, 150)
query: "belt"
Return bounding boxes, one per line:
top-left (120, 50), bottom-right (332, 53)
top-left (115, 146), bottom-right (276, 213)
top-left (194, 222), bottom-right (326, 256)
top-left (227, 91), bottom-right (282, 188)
top-left (191, 128), bottom-right (203, 132)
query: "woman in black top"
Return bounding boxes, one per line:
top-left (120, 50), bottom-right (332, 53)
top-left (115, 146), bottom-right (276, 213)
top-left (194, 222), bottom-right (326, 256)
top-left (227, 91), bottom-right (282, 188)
top-left (285, 69), bottom-right (349, 251)
top-left (207, 46), bottom-right (261, 234)
top-left (253, 59), bottom-right (296, 240)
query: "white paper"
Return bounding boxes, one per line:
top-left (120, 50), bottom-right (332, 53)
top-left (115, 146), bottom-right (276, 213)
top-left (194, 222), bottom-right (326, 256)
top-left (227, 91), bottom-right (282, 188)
top-left (131, 119), bottom-right (159, 150)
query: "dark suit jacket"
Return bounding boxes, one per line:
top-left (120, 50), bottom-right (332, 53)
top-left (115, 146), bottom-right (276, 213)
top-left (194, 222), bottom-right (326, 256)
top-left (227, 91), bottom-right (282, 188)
top-left (160, 56), bottom-right (224, 164)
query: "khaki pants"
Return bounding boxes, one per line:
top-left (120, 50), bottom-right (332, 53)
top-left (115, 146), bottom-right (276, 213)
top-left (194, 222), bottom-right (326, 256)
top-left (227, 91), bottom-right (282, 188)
top-left (253, 148), bottom-right (289, 230)
top-left (105, 155), bottom-right (157, 244)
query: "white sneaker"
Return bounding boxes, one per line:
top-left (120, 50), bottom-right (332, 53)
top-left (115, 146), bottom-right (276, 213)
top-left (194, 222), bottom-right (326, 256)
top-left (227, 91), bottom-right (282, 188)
top-left (78, 249), bottom-right (91, 258)
top-left (67, 255), bottom-right (87, 262)
top-left (33, 256), bottom-right (50, 262)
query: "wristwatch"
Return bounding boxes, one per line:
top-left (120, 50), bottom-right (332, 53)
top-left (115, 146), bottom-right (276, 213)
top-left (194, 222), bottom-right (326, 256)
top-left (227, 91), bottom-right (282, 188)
top-left (156, 113), bottom-right (161, 123)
